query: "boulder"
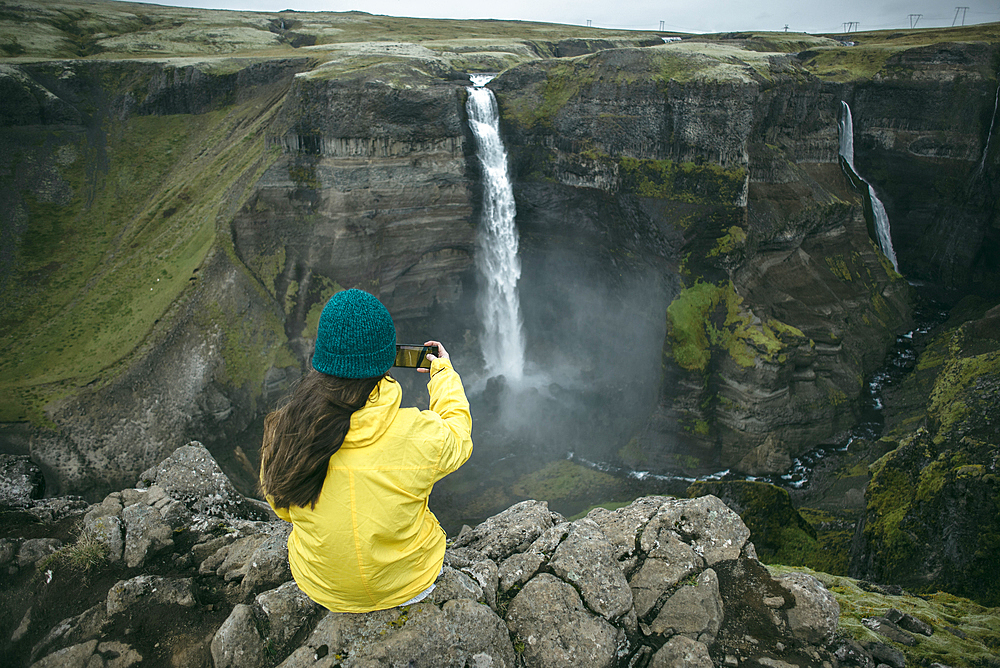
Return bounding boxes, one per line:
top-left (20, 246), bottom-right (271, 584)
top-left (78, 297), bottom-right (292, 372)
top-left (646, 496), bottom-right (750, 565)
top-left (431, 566), bottom-right (484, 604)
top-left (450, 499), bottom-right (556, 561)
top-left (17, 538), bottom-right (62, 568)
top-left (885, 608), bottom-right (933, 636)
top-left (0, 454), bottom-right (44, 507)
top-left (28, 639), bottom-right (98, 668)
top-left (774, 571), bottom-right (839, 645)
top-left (498, 550), bottom-right (546, 593)
top-left (649, 634), bottom-right (714, 668)
top-left (83, 514), bottom-right (124, 563)
top-left (506, 573), bottom-right (625, 668)
top-left (137, 442), bottom-right (268, 521)
top-left (30, 603), bottom-right (106, 664)
top-left (239, 522), bottom-right (294, 598)
top-left (585, 496), bottom-right (664, 575)
top-left (277, 599), bottom-right (517, 668)
top-left (121, 502), bottom-right (174, 567)
top-left (548, 518), bottom-right (633, 621)
top-left (646, 568), bottom-right (724, 645)
top-left (255, 581), bottom-right (323, 652)
top-left (630, 530), bottom-right (703, 618)
top-left (211, 603), bottom-right (266, 668)
top-left (106, 575), bottom-right (196, 616)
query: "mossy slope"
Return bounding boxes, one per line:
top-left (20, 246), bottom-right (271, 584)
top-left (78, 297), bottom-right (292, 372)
top-left (0, 59), bottom-right (292, 424)
top-left (770, 565), bottom-right (1000, 668)
top-left (853, 303), bottom-right (1000, 607)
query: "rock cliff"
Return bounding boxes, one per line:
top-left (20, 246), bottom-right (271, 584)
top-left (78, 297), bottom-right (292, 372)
top-left (850, 301), bottom-right (1000, 606)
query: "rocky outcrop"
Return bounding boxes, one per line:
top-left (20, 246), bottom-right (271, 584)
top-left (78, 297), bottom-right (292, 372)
top-left (0, 443), bottom-right (863, 668)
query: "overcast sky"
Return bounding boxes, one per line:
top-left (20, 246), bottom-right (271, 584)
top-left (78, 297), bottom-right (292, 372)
top-left (130, 0), bottom-right (1000, 34)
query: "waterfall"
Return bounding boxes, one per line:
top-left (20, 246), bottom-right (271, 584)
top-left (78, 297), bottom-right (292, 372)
top-left (838, 101), bottom-right (899, 272)
top-left (976, 78), bottom-right (1000, 177)
top-left (466, 76), bottom-right (526, 380)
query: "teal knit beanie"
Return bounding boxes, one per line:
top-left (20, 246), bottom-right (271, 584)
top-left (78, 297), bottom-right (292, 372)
top-left (312, 289), bottom-right (396, 379)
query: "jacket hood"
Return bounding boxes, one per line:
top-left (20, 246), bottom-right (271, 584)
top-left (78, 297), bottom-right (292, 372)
top-left (341, 376), bottom-right (402, 449)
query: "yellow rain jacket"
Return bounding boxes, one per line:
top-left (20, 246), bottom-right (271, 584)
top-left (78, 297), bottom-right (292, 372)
top-left (263, 359), bottom-right (472, 612)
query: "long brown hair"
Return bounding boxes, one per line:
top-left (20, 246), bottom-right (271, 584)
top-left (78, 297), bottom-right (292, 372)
top-left (259, 370), bottom-right (388, 509)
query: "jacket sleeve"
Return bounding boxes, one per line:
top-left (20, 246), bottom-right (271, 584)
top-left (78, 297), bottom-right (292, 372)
top-left (426, 358), bottom-right (473, 477)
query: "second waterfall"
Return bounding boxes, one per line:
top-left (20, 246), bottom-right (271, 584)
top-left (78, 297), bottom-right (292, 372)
top-left (466, 78), bottom-right (526, 381)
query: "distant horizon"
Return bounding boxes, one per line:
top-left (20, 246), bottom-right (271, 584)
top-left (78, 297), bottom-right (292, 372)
top-left (118, 0), bottom-right (1000, 35)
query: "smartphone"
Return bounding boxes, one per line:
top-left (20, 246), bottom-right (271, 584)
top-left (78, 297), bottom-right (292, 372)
top-left (393, 344), bottom-right (438, 369)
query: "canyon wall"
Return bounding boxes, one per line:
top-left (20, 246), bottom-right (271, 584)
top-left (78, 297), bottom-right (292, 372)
top-left (1, 33), bottom-right (997, 499)
top-left (492, 40), bottom-right (998, 475)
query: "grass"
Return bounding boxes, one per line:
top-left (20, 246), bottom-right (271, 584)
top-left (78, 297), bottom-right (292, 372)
top-left (35, 531), bottom-right (109, 581)
top-left (0, 0), bottom-right (661, 63)
top-left (510, 459), bottom-right (620, 507)
top-left (0, 77), bottom-right (286, 423)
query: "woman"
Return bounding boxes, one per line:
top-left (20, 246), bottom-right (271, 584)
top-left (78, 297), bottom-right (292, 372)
top-left (259, 288), bottom-right (472, 612)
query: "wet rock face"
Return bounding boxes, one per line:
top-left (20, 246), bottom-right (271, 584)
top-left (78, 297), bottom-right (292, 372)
top-left (851, 42), bottom-right (1000, 292)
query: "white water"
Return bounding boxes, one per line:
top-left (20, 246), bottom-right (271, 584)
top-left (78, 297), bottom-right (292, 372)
top-left (838, 101), bottom-right (899, 272)
top-left (977, 79), bottom-right (1000, 176)
top-left (467, 78), bottom-right (526, 380)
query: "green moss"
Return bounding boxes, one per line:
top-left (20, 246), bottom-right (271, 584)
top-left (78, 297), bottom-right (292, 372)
top-left (800, 45), bottom-right (905, 82)
top-left (928, 350), bottom-right (1000, 436)
top-left (619, 156), bottom-right (746, 206)
top-left (824, 254), bottom-right (853, 282)
top-left (618, 437), bottom-right (648, 466)
top-left (865, 461), bottom-right (920, 571)
top-left (666, 280), bottom-right (803, 373)
top-left (666, 281), bottom-right (720, 372)
top-left (510, 459), bottom-right (619, 505)
top-left (245, 246), bottom-right (286, 298)
top-left (300, 276), bottom-right (342, 339)
top-left (769, 565), bottom-right (1000, 668)
top-left (567, 500), bottom-right (634, 521)
top-left (284, 280), bottom-right (299, 314)
top-left (707, 225), bottom-right (747, 257)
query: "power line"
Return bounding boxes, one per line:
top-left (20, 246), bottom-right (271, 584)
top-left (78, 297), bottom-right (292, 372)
top-left (953, 7), bottom-right (969, 26)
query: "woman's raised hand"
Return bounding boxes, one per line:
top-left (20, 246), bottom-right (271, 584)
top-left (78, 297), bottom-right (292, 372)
top-left (418, 340), bottom-right (449, 373)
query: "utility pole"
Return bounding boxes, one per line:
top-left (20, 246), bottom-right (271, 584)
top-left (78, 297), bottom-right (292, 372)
top-left (843, 21), bottom-right (859, 33)
top-left (586, 19), bottom-right (592, 27)
top-left (908, 13), bottom-right (921, 29)
top-left (953, 7), bottom-right (969, 26)
top-left (784, 24), bottom-right (789, 32)
top-left (659, 20), bottom-right (665, 31)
